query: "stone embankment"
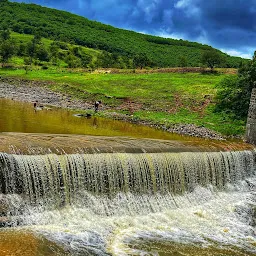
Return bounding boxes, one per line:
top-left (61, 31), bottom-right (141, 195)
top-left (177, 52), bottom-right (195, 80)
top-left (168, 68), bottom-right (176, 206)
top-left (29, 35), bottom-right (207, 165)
top-left (0, 78), bottom-right (224, 140)
top-left (105, 112), bottom-right (224, 140)
top-left (246, 88), bottom-right (256, 144)
top-left (166, 124), bottom-right (223, 139)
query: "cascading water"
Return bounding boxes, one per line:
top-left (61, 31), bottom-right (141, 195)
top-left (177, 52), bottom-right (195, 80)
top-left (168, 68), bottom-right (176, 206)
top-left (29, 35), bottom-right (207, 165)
top-left (0, 151), bottom-right (256, 255)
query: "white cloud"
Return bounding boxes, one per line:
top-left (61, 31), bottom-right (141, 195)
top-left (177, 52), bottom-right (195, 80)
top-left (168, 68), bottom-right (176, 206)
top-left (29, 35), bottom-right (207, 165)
top-left (175, 0), bottom-right (190, 9)
top-left (156, 30), bottom-right (185, 40)
top-left (175, 0), bottom-right (201, 17)
top-left (137, 0), bottom-right (161, 23)
top-left (196, 29), bottom-right (209, 45)
top-left (221, 49), bottom-right (253, 59)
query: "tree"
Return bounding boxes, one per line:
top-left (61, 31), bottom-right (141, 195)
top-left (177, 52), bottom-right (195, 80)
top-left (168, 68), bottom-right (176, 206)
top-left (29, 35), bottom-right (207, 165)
top-left (71, 46), bottom-right (92, 68)
top-left (24, 57), bottom-right (30, 74)
top-left (26, 34), bottom-right (45, 64)
top-left (96, 51), bottom-right (114, 68)
top-left (80, 53), bottom-right (92, 68)
top-left (26, 37), bottom-right (37, 64)
top-left (0, 28), bottom-right (10, 41)
top-left (65, 53), bottom-right (81, 68)
top-left (178, 56), bottom-right (188, 67)
top-left (215, 51), bottom-right (256, 120)
top-left (0, 40), bottom-right (16, 67)
top-left (17, 43), bottom-right (27, 56)
top-left (133, 53), bottom-right (150, 69)
top-left (36, 44), bottom-right (50, 62)
top-left (0, 26), bottom-right (15, 67)
top-left (201, 50), bottom-right (226, 71)
top-left (49, 41), bottom-right (60, 65)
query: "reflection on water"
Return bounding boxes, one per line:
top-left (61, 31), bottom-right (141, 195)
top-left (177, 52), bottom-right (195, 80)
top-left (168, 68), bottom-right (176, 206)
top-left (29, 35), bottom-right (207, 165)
top-left (0, 98), bottom-right (185, 140)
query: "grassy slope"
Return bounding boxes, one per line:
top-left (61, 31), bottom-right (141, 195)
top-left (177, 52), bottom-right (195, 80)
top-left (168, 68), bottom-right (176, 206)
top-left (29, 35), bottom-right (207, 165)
top-left (10, 32), bottom-right (101, 66)
top-left (0, 67), bottom-right (245, 136)
top-left (11, 32), bottom-right (100, 55)
top-left (0, 1), bottom-right (245, 67)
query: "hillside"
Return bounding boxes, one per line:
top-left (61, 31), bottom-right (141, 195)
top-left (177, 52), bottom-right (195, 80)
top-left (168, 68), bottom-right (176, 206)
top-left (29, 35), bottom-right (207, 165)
top-left (9, 31), bottom-right (101, 68)
top-left (0, 0), bottom-right (245, 68)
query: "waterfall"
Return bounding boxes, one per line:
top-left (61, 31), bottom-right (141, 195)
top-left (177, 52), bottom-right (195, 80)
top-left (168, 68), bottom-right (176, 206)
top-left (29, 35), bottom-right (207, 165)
top-left (1, 151), bottom-right (255, 215)
top-left (1, 150), bottom-right (256, 255)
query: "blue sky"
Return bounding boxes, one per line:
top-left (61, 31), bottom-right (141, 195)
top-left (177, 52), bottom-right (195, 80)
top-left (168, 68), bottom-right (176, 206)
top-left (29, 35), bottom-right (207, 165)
top-left (13, 0), bottom-right (256, 59)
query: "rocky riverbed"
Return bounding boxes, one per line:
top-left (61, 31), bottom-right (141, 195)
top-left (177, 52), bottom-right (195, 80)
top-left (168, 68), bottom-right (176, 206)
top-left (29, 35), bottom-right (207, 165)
top-left (0, 78), bottom-right (92, 110)
top-left (0, 78), bottom-right (224, 140)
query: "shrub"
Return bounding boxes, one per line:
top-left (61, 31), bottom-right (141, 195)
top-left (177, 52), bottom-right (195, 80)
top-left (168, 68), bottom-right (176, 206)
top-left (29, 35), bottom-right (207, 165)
top-left (41, 65), bottom-right (48, 70)
top-left (215, 51), bottom-right (256, 120)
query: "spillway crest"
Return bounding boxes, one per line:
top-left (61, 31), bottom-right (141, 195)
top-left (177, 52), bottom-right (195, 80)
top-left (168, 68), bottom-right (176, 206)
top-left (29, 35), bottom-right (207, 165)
top-left (1, 151), bottom-right (255, 215)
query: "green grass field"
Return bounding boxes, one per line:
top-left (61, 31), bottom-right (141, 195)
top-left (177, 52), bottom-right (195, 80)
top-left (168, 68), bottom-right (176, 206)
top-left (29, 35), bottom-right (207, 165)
top-left (0, 67), bottom-right (245, 136)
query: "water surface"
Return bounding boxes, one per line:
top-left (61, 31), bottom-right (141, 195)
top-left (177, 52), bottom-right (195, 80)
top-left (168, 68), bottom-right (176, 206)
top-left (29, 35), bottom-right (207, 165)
top-left (0, 98), bottom-right (252, 153)
top-left (0, 230), bottom-right (68, 256)
top-left (0, 98), bottom-right (186, 140)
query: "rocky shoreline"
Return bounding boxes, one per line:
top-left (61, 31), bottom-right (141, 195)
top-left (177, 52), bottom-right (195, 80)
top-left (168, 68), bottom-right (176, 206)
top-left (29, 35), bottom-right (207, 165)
top-left (0, 78), bottom-right (224, 140)
top-left (0, 78), bottom-right (92, 110)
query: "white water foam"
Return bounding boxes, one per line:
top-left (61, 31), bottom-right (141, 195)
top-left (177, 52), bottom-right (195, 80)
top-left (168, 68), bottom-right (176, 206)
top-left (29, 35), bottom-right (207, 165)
top-left (0, 151), bottom-right (256, 255)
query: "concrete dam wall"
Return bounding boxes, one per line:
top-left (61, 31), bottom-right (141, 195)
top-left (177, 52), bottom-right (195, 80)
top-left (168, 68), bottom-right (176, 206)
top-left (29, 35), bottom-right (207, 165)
top-left (246, 88), bottom-right (256, 144)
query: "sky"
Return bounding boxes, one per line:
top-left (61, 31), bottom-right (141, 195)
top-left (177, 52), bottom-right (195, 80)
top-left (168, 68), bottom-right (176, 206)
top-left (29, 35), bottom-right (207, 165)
top-left (12, 0), bottom-right (256, 59)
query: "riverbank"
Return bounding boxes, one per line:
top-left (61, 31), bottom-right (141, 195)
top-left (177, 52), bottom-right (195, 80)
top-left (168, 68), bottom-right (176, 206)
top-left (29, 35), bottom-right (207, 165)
top-left (0, 77), bottom-right (227, 140)
top-left (0, 78), bottom-right (92, 110)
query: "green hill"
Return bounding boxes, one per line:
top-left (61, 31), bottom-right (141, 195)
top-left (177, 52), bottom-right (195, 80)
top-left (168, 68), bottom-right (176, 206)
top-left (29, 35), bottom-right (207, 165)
top-left (9, 31), bottom-right (101, 68)
top-left (0, 0), bottom-right (245, 68)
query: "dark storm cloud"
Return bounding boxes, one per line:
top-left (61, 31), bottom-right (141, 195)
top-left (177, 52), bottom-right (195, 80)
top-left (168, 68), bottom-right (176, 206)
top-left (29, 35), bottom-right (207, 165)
top-left (12, 0), bottom-right (256, 58)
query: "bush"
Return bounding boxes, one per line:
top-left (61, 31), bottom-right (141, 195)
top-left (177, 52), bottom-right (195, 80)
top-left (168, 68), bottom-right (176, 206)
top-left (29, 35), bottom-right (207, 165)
top-left (200, 69), bottom-right (219, 74)
top-left (41, 65), bottom-right (48, 70)
top-left (215, 76), bottom-right (239, 114)
top-left (215, 51), bottom-right (256, 120)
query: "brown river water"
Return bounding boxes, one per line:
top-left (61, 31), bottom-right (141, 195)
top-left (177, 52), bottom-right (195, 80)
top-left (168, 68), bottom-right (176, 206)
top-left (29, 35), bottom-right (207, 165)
top-left (0, 98), bottom-right (185, 139)
top-left (0, 98), bottom-right (252, 153)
